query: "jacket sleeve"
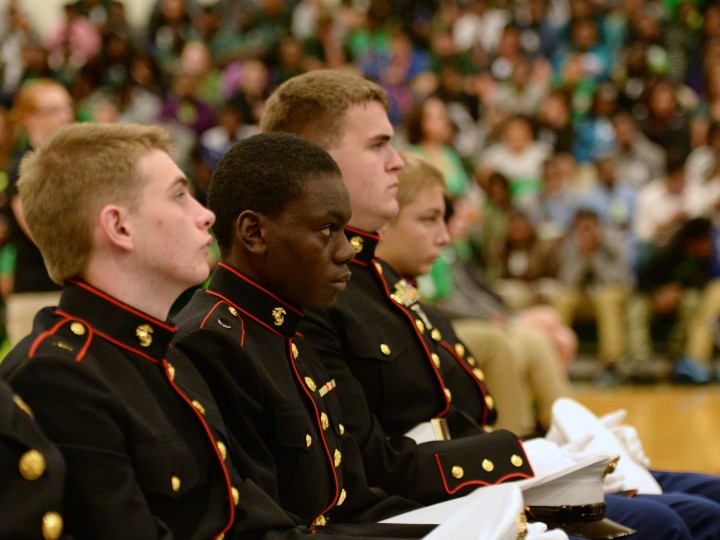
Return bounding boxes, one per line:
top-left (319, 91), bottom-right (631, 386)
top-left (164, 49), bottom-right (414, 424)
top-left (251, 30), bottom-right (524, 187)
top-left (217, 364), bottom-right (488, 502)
top-left (300, 308), bottom-right (533, 506)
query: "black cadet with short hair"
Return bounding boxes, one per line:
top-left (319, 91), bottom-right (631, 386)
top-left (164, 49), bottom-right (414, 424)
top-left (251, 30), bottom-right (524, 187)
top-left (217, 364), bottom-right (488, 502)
top-left (208, 132), bottom-right (342, 254)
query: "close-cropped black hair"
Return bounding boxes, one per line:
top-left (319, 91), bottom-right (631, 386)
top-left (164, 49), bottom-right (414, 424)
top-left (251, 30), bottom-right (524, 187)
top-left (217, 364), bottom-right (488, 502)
top-left (208, 132), bottom-right (342, 254)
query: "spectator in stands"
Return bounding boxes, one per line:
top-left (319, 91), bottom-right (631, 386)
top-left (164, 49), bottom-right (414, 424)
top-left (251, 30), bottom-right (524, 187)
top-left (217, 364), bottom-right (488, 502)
top-left (554, 208), bottom-right (633, 375)
top-left (487, 209), bottom-right (560, 312)
top-left (477, 114), bottom-right (551, 210)
top-left (532, 152), bottom-right (581, 241)
top-left (627, 217), bottom-right (719, 384)
top-left (634, 151), bottom-right (705, 260)
top-left (639, 78), bottom-right (693, 158)
top-left (405, 95), bottom-right (472, 199)
top-left (610, 111), bottom-right (666, 188)
top-left (4, 79), bottom-right (74, 344)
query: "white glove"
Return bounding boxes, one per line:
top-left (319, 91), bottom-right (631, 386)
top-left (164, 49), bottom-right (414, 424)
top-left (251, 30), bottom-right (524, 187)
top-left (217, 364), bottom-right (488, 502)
top-left (558, 434), bottom-right (593, 460)
top-left (599, 410), bottom-right (651, 468)
top-left (544, 420), bottom-right (565, 446)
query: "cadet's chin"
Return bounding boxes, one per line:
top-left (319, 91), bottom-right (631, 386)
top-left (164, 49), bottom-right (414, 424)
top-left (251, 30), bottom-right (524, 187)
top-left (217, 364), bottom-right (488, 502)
top-left (307, 290), bottom-right (340, 310)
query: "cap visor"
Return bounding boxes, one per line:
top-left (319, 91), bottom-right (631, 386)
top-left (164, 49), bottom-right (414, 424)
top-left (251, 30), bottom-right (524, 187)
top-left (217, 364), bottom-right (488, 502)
top-left (541, 517), bottom-right (636, 539)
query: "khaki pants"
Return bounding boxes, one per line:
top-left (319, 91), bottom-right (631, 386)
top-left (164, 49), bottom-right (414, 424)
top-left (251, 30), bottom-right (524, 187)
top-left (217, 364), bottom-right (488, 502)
top-left (6, 291), bottom-right (62, 346)
top-left (684, 279), bottom-right (720, 365)
top-left (625, 285), bottom-right (713, 363)
top-left (553, 284), bottom-right (628, 363)
top-left (451, 319), bottom-right (570, 436)
top-left (492, 278), bottom-right (561, 313)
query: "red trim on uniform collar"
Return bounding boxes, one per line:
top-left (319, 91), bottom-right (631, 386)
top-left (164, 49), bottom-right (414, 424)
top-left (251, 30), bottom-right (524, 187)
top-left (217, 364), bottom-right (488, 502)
top-left (66, 279), bottom-right (176, 332)
top-left (216, 263), bottom-right (303, 317)
top-left (343, 225), bottom-right (379, 241)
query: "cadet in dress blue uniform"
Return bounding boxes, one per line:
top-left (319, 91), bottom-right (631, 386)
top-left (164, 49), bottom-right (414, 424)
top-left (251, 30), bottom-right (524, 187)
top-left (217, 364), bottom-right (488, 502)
top-left (0, 123), bottom-right (412, 540)
top-left (172, 133), bottom-right (534, 537)
top-left (261, 69), bottom-right (718, 540)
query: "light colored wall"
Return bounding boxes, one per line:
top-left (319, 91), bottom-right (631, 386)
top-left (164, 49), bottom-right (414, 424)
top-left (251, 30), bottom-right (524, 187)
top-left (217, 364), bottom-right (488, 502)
top-left (20, 0), bottom-right (155, 38)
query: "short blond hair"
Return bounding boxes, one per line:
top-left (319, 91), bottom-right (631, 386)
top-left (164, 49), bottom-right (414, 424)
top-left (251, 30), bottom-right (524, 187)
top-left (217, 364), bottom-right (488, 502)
top-left (19, 123), bottom-right (173, 283)
top-left (396, 150), bottom-right (447, 210)
top-left (260, 69), bottom-right (389, 150)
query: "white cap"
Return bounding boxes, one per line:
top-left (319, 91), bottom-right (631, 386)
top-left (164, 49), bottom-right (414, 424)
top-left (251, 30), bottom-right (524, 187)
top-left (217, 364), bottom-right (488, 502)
top-left (516, 441), bottom-right (636, 539)
top-left (550, 398), bottom-right (662, 495)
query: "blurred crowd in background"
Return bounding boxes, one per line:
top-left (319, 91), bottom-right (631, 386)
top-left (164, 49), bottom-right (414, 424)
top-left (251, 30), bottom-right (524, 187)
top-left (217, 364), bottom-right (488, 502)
top-left (3, 0), bottom-right (720, 383)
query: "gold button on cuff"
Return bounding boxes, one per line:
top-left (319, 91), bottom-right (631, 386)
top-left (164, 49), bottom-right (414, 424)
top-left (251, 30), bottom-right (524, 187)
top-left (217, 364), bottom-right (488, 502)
top-left (415, 319), bottom-right (425, 334)
top-left (217, 441), bottom-right (227, 461)
top-left (192, 400), bottom-right (206, 415)
top-left (306, 434), bottom-right (312, 447)
top-left (228, 306), bottom-right (238, 317)
top-left (511, 454), bottom-right (524, 468)
top-left (291, 343), bottom-right (299, 359)
top-left (313, 515), bottom-right (327, 527)
top-left (337, 488), bottom-right (347, 506)
top-left (167, 363), bottom-right (176, 381)
top-left (482, 459), bottom-right (495, 472)
top-left (338, 423), bottom-right (345, 436)
top-left (380, 343), bottom-right (391, 356)
top-left (484, 425), bottom-right (494, 433)
top-left (431, 353), bottom-right (441, 369)
top-left (454, 343), bottom-right (465, 357)
top-left (473, 368), bottom-right (484, 381)
top-left (70, 322), bottom-right (86, 336)
top-left (443, 388), bottom-right (452, 402)
top-left (19, 449), bottom-right (46, 481)
top-left (42, 512), bottom-right (63, 540)
top-left (320, 412), bottom-right (329, 430)
top-left (467, 356), bottom-right (476, 367)
top-left (431, 329), bottom-right (442, 341)
top-left (305, 377), bottom-right (317, 392)
top-left (334, 449), bottom-right (342, 467)
top-left (231, 486), bottom-right (240, 506)
top-left (485, 395), bottom-right (495, 410)
top-left (451, 465), bottom-right (464, 479)
top-left (171, 476), bottom-right (181, 492)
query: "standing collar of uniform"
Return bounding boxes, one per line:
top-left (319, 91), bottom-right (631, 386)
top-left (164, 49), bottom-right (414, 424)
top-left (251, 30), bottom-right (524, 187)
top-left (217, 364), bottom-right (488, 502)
top-left (344, 226), bottom-right (379, 266)
top-left (206, 262), bottom-right (303, 338)
top-left (56, 279), bottom-right (176, 362)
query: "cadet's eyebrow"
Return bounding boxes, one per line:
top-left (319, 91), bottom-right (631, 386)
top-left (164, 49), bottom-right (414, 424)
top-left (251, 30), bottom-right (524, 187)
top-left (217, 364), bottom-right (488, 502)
top-left (328, 209), bottom-right (347, 219)
top-left (368, 133), bottom-right (392, 145)
top-left (169, 177), bottom-right (190, 191)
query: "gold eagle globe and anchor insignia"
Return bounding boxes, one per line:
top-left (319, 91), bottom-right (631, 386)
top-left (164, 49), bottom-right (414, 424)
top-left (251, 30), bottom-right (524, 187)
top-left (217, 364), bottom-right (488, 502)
top-left (272, 307), bottom-right (287, 326)
top-left (136, 324), bottom-right (154, 347)
top-left (349, 236), bottom-right (364, 253)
